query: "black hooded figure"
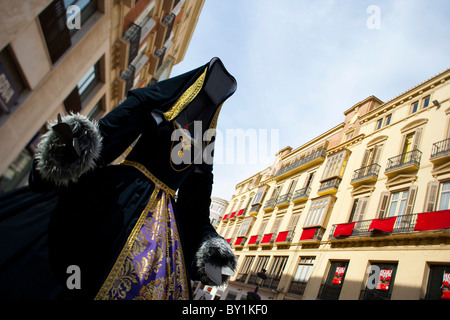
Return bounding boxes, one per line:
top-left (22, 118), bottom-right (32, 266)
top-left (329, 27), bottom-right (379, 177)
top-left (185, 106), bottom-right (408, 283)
top-left (0, 57), bottom-right (237, 300)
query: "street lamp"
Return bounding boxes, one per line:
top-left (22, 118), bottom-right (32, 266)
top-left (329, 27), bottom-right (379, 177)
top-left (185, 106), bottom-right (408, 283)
top-left (247, 269), bottom-right (267, 300)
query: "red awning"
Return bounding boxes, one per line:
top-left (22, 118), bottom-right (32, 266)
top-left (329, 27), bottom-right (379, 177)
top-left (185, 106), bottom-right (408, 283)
top-left (235, 237), bottom-right (244, 246)
top-left (333, 222), bottom-right (356, 237)
top-left (222, 214), bottom-right (228, 221)
top-left (275, 231), bottom-right (289, 242)
top-left (229, 211), bottom-right (236, 219)
top-left (248, 235), bottom-right (258, 245)
top-left (237, 209), bottom-right (245, 217)
top-left (369, 216), bottom-right (397, 233)
top-left (226, 238), bottom-right (231, 243)
top-left (414, 210), bottom-right (450, 231)
top-left (300, 228), bottom-right (317, 240)
top-left (261, 233), bottom-right (273, 244)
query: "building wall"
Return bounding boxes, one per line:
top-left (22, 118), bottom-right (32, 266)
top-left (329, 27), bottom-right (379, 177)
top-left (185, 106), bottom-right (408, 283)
top-left (215, 68), bottom-right (450, 300)
top-left (0, 0), bottom-right (204, 192)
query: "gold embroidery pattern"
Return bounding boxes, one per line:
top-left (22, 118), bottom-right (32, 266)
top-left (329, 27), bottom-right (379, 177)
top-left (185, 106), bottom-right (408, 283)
top-left (163, 67), bottom-right (208, 121)
top-left (95, 187), bottom-right (189, 300)
top-left (120, 160), bottom-right (175, 197)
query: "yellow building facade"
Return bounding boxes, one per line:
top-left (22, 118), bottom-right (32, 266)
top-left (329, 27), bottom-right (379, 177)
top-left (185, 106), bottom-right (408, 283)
top-left (213, 68), bottom-right (450, 300)
top-left (0, 0), bottom-right (204, 192)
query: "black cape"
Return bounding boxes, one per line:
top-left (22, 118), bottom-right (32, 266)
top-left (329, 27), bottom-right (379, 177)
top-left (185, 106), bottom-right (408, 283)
top-left (0, 57), bottom-right (236, 299)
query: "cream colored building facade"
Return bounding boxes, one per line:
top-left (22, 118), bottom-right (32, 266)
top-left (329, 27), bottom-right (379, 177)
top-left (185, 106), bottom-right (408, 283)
top-left (213, 68), bottom-right (450, 300)
top-left (0, 0), bottom-right (204, 192)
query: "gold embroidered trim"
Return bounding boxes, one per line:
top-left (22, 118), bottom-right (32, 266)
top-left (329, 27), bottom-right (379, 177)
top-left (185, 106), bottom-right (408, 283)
top-left (163, 67), bottom-right (208, 121)
top-left (94, 188), bottom-right (159, 300)
top-left (120, 160), bottom-right (176, 197)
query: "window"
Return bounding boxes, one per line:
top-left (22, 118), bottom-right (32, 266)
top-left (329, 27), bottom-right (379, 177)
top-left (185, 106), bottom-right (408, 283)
top-left (400, 127), bottom-right (422, 155)
top-left (251, 186), bottom-right (268, 205)
top-left (384, 114), bottom-right (392, 126)
top-left (422, 95), bottom-right (430, 109)
top-left (376, 186), bottom-right (417, 219)
top-left (64, 60), bottom-right (100, 113)
top-left (375, 119), bottom-right (383, 130)
top-left (236, 256), bottom-right (255, 283)
top-left (304, 195), bottom-right (335, 228)
top-left (0, 48), bottom-right (25, 115)
top-left (361, 144), bottom-right (384, 168)
top-left (410, 101), bottom-right (419, 114)
top-left (319, 261), bottom-right (349, 300)
top-left (387, 190), bottom-right (409, 218)
top-left (425, 264), bottom-right (450, 300)
top-left (438, 182), bottom-right (450, 211)
top-left (375, 114), bottom-right (392, 130)
top-left (289, 257), bottom-right (315, 295)
top-left (257, 219), bottom-right (269, 236)
top-left (271, 215), bottom-right (283, 234)
top-left (424, 181), bottom-right (450, 212)
top-left (263, 256), bottom-right (289, 290)
top-left (345, 130), bottom-right (355, 141)
top-left (237, 217), bottom-right (255, 237)
top-left (348, 197), bottom-right (369, 222)
top-left (321, 150), bottom-right (350, 180)
top-left (287, 211), bottom-right (301, 232)
top-left (362, 262), bottom-right (398, 300)
top-left (247, 256), bottom-right (270, 285)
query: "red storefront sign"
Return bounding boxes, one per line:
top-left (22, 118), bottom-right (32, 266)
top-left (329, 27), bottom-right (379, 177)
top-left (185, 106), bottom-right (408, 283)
top-left (332, 267), bottom-right (346, 285)
top-left (442, 272), bottom-right (450, 300)
top-left (377, 269), bottom-right (393, 291)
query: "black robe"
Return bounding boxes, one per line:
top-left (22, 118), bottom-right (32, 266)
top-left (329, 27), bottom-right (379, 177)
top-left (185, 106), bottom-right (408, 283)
top-left (0, 57), bottom-right (237, 300)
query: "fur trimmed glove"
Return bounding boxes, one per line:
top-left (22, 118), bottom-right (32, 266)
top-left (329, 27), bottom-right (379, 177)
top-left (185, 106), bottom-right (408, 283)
top-left (35, 113), bottom-right (102, 186)
top-left (193, 234), bottom-right (237, 286)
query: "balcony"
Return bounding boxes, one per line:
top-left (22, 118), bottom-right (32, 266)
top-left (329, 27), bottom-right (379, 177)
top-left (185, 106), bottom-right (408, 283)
top-left (351, 163), bottom-right (381, 187)
top-left (263, 198), bottom-right (277, 212)
top-left (276, 193), bottom-right (292, 208)
top-left (288, 281), bottom-right (308, 296)
top-left (260, 233), bottom-right (275, 247)
top-left (233, 237), bottom-right (247, 248)
top-left (317, 177), bottom-right (341, 196)
top-left (385, 149), bottom-right (422, 177)
top-left (299, 227), bottom-right (325, 243)
top-left (123, 22), bottom-right (141, 65)
top-left (329, 209), bottom-right (450, 241)
top-left (275, 230), bottom-right (295, 245)
top-left (291, 187), bottom-right (311, 204)
top-left (247, 235), bottom-right (261, 247)
top-left (430, 138), bottom-right (450, 166)
top-left (248, 203), bottom-right (262, 216)
top-left (274, 149), bottom-right (327, 181)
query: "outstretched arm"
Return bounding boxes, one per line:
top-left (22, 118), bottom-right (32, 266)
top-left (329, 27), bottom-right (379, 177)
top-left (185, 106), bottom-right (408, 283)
top-left (175, 163), bottom-right (236, 286)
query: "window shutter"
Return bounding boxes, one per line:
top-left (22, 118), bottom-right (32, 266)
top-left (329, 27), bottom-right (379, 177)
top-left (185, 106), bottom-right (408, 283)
top-left (405, 185), bottom-right (418, 215)
top-left (361, 149), bottom-right (370, 167)
top-left (355, 197), bottom-right (368, 221)
top-left (423, 181), bottom-right (439, 212)
top-left (39, 0), bottom-right (72, 64)
top-left (376, 191), bottom-right (390, 218)
top-left (412, 128), bottom-right (423, 150)
top-left (373, 145), bottom-right (383, 165)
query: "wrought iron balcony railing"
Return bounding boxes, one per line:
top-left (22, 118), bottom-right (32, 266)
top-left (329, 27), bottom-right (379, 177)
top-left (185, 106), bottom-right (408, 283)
top-left (351, 163), bottom-right (381, 183)
top-left (276, 193), bottom-right (292, 206)
top-left (263, 198), bottom-right (277, 210)
top-left (274, 149), bottom-right (327, 178)
top-left (431, 138), bottom-right (450, 159)
top-left (329, 213), bottom-right (420, 239)
top-left (385, 149), bottom-right (422, 173)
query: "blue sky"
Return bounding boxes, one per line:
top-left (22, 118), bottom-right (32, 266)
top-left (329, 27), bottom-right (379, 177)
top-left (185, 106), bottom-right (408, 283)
top-left (171, 0), bottom-right (450, 201)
